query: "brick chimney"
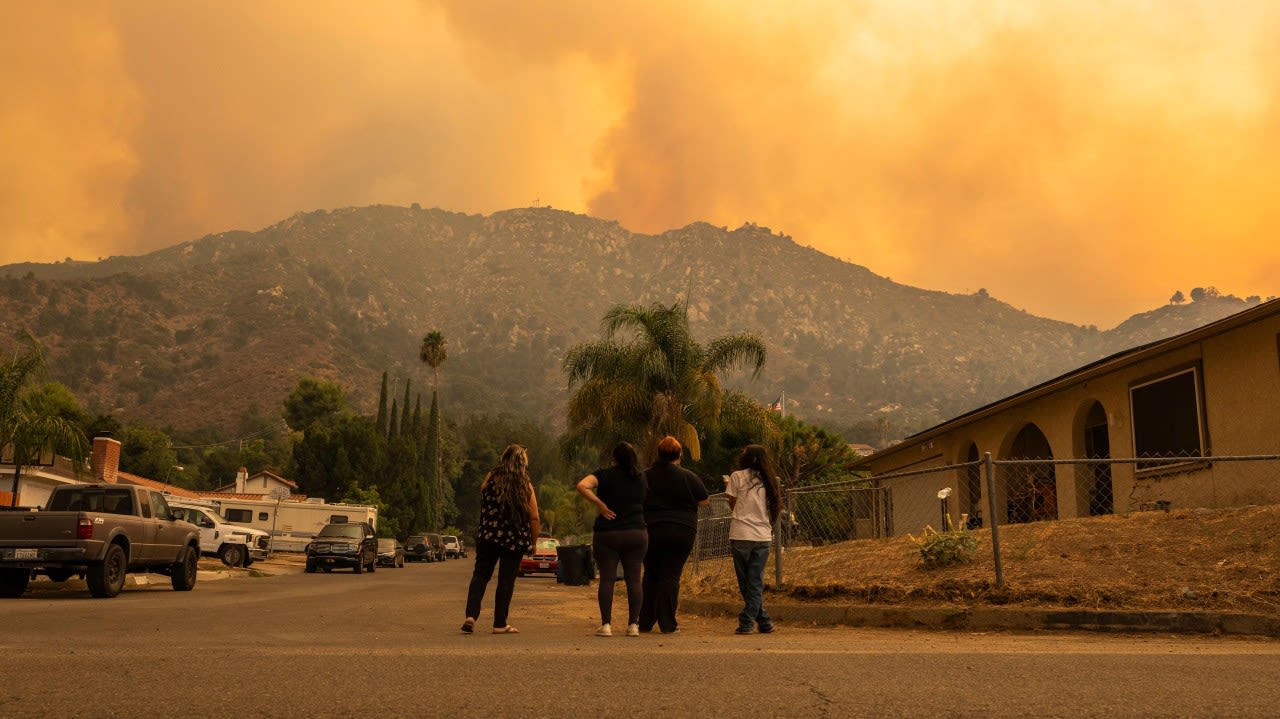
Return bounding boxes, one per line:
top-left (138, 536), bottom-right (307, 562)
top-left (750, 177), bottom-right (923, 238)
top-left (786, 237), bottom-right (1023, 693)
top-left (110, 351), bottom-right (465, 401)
top-left (92, 435), bottom-right (121, 484)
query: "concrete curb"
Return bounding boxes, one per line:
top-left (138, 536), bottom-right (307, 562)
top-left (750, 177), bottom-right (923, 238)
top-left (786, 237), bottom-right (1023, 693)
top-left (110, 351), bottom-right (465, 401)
top-left (682, 598), bottom-right (1280, 638)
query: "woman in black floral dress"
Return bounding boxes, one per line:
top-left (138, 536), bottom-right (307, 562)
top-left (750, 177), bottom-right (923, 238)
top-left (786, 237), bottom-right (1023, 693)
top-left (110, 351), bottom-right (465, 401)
top-left (462, 444), bottom-right (541, 634)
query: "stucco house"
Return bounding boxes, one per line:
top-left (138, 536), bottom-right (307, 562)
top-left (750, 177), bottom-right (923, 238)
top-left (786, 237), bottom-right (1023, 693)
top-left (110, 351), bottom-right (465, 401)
top-left (851, 299), bottom-right (1280, 536)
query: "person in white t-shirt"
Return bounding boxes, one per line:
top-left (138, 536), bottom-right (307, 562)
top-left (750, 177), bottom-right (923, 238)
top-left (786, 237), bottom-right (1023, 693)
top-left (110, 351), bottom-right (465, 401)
top-left (724, 444), bottom-right (782, 634)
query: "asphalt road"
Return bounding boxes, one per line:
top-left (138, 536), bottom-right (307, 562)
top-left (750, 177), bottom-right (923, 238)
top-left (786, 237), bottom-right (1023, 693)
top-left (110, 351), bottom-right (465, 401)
top-left (3, 557), bottom-right (1279, 718)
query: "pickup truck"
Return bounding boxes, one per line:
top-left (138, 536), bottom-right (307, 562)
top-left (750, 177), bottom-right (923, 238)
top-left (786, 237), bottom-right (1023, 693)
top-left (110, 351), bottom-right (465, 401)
top-left (0, 484), bottom-right (201, 599)
top-left (169, 500), bottom-right (270, 567)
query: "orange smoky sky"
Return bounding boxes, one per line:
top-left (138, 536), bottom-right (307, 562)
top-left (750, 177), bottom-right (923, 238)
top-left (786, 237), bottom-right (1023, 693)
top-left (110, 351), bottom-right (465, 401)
top-left (2, 0), bottom-right (1277, 327)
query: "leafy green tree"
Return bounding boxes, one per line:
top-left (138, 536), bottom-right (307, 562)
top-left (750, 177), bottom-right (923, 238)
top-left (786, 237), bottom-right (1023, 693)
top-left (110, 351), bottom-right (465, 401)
top-left (118, 425), bottom-right (179, 482)
top-left (291, 414), bottom-right (383, 500)
top-left (563, 300), bottom-right (767, 461)
top-left (768, 415), bottom-right (864, 488)
top-left (341, 483), bottom-right (395, 537)
top-left (2, 336), bottom-right (89, 505)
top-left (282, 377), bottom-right (349, 433)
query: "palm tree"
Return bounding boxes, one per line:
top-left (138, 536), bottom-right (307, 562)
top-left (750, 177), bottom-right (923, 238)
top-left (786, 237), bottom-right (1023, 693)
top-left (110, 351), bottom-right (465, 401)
top-left (2, 335), bottom-right (89, 506)
top-left (419, 331), bottom-right (447, 396)
top-left (563, 300), bottom-right (768, 461)
top-left (419, 331), bottom-right (447, 529)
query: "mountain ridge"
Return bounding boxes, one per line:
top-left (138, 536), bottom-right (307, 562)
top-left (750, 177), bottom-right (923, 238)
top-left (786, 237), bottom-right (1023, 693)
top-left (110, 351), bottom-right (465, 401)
top-left (0, 205), bottom-right (1256, 443)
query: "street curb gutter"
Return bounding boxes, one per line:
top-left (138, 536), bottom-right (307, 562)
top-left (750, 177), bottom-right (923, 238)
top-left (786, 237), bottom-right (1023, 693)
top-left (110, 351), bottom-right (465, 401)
top-left (682, 598), bottom-right (1280, 638)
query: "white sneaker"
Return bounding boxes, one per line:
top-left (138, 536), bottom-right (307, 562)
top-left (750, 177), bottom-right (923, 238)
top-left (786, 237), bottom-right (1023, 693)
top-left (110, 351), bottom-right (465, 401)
top-left (626, 624), bottom-right (640, 637)
top-left (596, 624), bottom-right (613, 637)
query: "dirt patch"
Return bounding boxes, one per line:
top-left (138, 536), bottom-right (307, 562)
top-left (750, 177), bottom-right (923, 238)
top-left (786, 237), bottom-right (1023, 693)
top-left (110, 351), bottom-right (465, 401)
top-left (685, 504), bottom-right (1280, 617)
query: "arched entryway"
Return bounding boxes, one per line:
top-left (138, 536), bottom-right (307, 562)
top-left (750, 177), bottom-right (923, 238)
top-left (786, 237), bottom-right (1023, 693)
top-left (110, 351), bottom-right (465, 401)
top-left (1082, 402), bottom-right (1114, 516)
top-left (1004, 423), bottom-right (1058, 524)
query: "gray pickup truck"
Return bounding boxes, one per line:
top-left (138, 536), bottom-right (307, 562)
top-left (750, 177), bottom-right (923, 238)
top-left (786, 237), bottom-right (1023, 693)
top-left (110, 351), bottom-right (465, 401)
top-left (0, 484), bottom-right (201, 598)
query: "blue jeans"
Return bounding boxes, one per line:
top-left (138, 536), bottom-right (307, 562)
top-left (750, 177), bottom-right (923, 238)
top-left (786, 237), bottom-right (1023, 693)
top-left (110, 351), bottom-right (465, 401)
top-left (731, 539), bottom-right (772, 630)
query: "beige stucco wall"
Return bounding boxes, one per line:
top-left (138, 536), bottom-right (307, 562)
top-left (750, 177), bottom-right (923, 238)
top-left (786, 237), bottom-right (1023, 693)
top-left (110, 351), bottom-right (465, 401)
top-left (859, 309), bottom-right (1279, 536)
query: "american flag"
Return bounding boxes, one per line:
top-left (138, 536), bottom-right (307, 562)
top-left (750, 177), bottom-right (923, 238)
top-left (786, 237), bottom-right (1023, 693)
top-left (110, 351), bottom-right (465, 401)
top-left (769, 394), bottom-right (783, 413)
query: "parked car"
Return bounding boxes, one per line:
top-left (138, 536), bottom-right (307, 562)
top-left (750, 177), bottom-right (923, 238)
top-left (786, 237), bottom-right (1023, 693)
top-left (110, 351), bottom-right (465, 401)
top-left (442, 535), bottom-right (464, 559)
top-left (424, 533), bottom-right (446, 562)
top-left (519, 536), bottom-right (560, 577)
top-left (304, 522), bottom-right (378, 574)
top-left (404, 535), bottom-right (435, 562)
top-left (376, 538), bottom-right (405, 568)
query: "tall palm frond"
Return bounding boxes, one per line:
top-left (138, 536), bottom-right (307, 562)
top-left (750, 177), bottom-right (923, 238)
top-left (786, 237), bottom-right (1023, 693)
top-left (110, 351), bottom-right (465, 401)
top-left (563, 300), bottom-right (768, 462)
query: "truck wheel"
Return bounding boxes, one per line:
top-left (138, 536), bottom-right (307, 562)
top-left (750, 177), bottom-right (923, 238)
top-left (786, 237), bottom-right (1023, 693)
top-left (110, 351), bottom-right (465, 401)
top-left (305, 560), bottom-right (317, 573)
top-left (0, 568), bottom-right (31, 598)
top-left (44, 569), bottom-right (74, 583)
top-left (220, 544), bottom-right (246, 567)
top-left (170, 545), bottom-right (198, 592)
top-left (352, 558), bottom-right (363, 574)
top-left (396, 556), bottom-right (404, 568)
top-left (88, 544), bottom-right (127, 598)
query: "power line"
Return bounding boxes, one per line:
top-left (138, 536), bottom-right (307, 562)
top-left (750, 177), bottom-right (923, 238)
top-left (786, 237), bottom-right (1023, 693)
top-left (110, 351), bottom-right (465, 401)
top-left (170, 420), bottom-right (289, 450)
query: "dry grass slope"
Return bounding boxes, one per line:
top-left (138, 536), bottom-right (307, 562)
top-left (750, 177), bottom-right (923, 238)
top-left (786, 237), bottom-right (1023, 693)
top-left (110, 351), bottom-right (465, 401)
top-left (686, 504), bottom-right (1280, 617)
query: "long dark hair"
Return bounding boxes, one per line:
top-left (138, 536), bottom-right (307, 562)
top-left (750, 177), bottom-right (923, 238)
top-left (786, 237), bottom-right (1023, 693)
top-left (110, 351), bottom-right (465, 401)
top-left (737, 444), bottom-right (781, 523)
top-left (485, 444), bottom-right (532, 525)
top-left (612, 441), bottom-right (643, 482)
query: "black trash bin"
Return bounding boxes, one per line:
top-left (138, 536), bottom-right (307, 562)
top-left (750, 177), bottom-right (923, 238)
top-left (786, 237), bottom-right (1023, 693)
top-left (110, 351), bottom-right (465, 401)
top-left (557, 544), bottom-right (592, 586)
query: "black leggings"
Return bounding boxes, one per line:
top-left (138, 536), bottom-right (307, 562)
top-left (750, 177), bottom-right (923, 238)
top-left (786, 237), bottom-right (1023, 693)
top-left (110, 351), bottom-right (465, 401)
top-left (639, 522), bottom-right (696, 633)
top-left (465, 540), bottom-right (523, 628)
top-left (592, 528), bottom-right (648, 625)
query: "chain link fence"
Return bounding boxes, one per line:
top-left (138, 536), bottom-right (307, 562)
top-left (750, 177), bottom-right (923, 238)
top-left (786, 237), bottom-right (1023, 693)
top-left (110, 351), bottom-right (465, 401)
top-left (691, 452), bottom-right (1280, 587)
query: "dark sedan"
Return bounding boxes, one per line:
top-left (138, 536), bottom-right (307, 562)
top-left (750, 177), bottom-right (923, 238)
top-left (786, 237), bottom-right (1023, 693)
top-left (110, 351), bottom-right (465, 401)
top-left (376, 538), bottom-right (405, 568)
top-left (304, 522), bottom-right (378, 574)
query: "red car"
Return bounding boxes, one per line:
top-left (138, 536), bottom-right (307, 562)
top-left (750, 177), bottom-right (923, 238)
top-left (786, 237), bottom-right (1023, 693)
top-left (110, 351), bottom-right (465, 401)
top-left (518, 537), bottom-right (560, 577)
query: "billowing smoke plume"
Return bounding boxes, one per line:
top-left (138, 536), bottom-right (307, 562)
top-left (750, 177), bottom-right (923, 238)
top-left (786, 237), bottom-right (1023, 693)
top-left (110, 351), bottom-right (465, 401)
top-left (2, 1), bottom-right (1277, 325)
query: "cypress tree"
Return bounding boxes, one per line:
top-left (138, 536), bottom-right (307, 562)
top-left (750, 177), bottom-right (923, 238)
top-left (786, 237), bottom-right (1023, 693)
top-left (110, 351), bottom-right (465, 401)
top-left (424, 392), bottom-right (440, 530)
top-left (375, 371), bottom-right (389, 437)
top-left (400, 379), bottom-right (412, 437)
top-left (388, 398), bottom-right (399, 437)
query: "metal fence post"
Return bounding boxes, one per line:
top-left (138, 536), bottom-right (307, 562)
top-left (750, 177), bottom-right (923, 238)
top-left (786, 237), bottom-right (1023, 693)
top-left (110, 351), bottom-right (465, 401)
top-left (773, 491), bottom-right (785, 587)
top-left (983, 452), bottom-right (1004, 587)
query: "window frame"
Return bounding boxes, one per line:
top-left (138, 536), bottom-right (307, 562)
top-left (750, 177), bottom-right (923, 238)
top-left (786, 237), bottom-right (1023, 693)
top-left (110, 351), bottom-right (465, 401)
top-left (1128, 364), bottom-right (1208, 473)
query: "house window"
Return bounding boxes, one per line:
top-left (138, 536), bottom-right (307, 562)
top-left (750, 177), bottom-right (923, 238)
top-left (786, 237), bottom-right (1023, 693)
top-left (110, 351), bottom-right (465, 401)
top-left (1130, 368), bottom-right (1204, 469)
top-left (225, 508), bottom-right (252, 523)
top-left (258, 512), bottom-right (269, 522)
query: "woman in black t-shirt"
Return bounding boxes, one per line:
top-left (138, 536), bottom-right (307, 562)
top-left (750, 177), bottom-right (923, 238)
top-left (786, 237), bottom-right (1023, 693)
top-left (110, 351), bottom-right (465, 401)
top-left (638, 435), bottom-right (709, 634)
top-left (577, 442), bottom-right (648, 637)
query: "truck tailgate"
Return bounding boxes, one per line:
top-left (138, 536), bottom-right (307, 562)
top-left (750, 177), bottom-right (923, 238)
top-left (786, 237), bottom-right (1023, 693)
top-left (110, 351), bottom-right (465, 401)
top-left (0, 511), bottom-right (83, 547)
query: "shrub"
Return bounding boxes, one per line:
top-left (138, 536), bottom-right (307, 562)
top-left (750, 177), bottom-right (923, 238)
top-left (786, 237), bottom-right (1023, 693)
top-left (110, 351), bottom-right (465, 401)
top-left (908, 515), bottom-right (978, 569)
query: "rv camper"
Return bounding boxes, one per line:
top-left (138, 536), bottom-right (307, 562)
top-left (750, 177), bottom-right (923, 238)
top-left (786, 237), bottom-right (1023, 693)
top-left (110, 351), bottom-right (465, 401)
top-left (211, 496), bottom-right (378, 553)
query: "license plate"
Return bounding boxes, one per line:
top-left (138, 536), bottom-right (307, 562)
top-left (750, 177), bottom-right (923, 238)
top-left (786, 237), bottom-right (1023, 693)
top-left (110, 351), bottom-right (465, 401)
top-left (539, 561), bottom-right (549, 569)
top-left (15, 548), bottom-right (37, 560)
